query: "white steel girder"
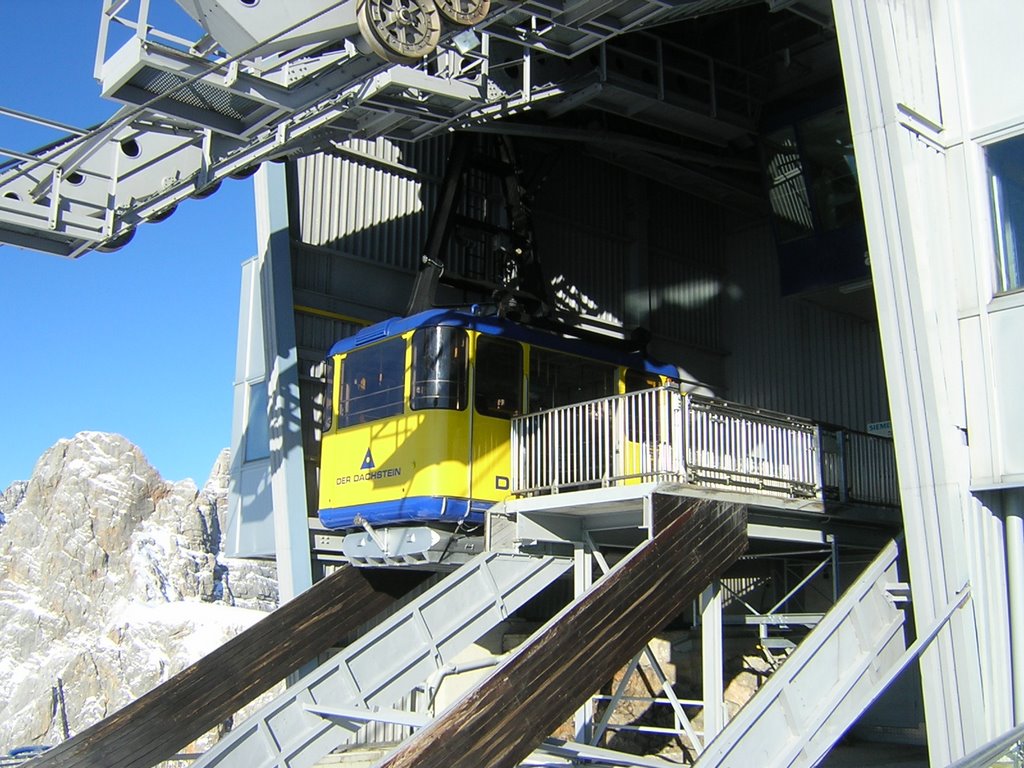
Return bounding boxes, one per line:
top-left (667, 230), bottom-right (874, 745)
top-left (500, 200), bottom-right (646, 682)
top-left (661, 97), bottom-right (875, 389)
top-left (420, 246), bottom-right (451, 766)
top-left (832, 0), bottom-right (1013, 760)
top-left (0, 0), bottom-right (775, 258)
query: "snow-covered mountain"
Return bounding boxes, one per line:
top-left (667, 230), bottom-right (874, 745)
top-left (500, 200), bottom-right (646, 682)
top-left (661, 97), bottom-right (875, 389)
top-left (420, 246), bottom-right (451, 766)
top-left (0, 432), bottom-right (279, 751)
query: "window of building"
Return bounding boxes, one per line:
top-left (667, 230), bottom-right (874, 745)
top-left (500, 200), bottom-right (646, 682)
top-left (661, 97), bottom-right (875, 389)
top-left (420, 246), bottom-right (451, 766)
top-left (476, 337), bottom-right (522, 419)
top-left (338, 338), bottom-right (406, 427)
top-left (765, 126), bottom-right (814, 243)
top-left (987, 134), bottom-right (1024, 293)
top-left (411, 326), bottom-right (468, 411)
top-left (765, 110), bottom-right (860, 241)
top-left (762, 105), bottom-right (869, 296)
top-left (801, 109), bottom-right (861, 233)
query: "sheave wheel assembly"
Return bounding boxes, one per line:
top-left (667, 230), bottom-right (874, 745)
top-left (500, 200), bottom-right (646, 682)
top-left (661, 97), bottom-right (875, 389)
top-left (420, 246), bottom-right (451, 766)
top-left (435, 0), bottom-right (490, 27)
top-left (357, 0), bottom-right (442, 64)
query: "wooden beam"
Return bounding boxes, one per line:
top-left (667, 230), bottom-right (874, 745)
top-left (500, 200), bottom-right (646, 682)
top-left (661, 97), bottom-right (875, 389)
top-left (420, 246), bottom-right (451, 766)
top-left (33, 567), bottom-right (425, 768)
top-left (377, 496), bottom-right (747, 768)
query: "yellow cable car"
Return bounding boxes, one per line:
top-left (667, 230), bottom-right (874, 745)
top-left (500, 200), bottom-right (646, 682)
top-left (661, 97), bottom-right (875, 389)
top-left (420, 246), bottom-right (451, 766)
top-left (317, 308), bottom-right (677, 561)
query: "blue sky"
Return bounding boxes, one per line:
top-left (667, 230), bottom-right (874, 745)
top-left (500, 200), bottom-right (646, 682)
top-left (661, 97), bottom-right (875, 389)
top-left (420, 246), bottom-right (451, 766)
top-left (1, 3), bottom-right (257, 489)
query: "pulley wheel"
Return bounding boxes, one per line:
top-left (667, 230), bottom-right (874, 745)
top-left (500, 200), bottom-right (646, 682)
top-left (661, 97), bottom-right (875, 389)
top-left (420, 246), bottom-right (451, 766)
top-left (435, 0), bottom-right (489, 27)
top-left (357, 0), bottom-right (441, 65)
top-left (96, 227), bottom-right (136, 253)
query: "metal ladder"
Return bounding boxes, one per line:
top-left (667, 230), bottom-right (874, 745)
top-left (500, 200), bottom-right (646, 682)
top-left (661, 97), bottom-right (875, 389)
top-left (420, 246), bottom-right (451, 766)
top-left (193, 551), bottom-right (572, 768)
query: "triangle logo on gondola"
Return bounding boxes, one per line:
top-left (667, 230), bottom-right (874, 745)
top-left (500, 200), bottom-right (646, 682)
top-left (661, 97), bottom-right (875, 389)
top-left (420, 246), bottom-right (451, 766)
top-left (360, 449), bottom-right (375, 470)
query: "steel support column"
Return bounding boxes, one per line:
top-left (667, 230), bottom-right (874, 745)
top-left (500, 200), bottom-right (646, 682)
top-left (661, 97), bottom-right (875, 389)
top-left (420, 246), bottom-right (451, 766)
top-left (832, 1), bottom-right (993, 759)
top-left (256, 162), bottom-right (313, 600)
top-left (1006, 490), bottom-right (1024, 724)
top-left (701, 580), bottom-right (724, 745)
top-left (574, 541), bottom-right (595, 742)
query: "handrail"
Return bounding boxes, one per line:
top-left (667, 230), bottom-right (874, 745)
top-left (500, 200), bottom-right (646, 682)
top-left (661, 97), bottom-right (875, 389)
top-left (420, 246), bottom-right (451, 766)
top-left (819, 426), bottom-right (900, 507)
top-left (511, 386), bottom-right (821, 501)
top-left (601, 31), bottom-right (764, 120)
top-left (511, 386), bottom-right (686, 495)
top-left (683, 394), bottom-right (820, 500)
top-left (510, 387), bottom-right (900, 511)
top-left (947, 721), bottom-right (1024, 768)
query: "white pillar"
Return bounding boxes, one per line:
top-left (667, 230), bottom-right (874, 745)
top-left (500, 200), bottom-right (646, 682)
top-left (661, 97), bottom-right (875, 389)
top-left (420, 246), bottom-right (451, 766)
top-left (701, 580), bottom-right (724, 745)
top-left (1006, 491), bottom-right (1024, 724)
top-left (574, 542), bottom-right (594, 742)
top-left (256, 162), bottom-right (313, 601)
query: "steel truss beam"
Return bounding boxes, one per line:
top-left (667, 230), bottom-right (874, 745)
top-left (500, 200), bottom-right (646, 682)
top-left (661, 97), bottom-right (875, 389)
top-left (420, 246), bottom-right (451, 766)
top-left (0, 0), bottom-right (772, 257)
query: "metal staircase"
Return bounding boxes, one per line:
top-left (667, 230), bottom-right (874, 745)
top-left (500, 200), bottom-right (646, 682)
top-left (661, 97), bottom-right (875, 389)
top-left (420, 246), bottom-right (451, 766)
top-left (188, 502), bottom-right (931, 768)
top-left (191, 551), bottom-right (571, 768)
top-left (690, 539), bottom-right (955, 768)
top-left (371, 496), bottom-right (748, 768)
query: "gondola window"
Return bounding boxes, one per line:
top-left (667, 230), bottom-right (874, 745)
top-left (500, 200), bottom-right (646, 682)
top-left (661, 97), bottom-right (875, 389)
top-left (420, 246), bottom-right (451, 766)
top-left (411, 327), bottom-right (468, 410)
top-left (476, 337), bottom-right (522, 418)
top-left (529, 348), bottom-right (617, 411)
top-left (339, 338), bottom-right (406, 427)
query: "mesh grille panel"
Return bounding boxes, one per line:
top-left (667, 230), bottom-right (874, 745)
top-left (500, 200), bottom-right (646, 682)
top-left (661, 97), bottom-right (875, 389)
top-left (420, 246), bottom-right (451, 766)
top-left (133, 68), bottom-right (264, 120)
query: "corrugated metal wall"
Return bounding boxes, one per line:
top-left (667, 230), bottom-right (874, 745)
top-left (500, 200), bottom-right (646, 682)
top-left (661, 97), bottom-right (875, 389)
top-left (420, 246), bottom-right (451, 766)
top-left (532, 154), bottom-right (631, 324)
top-left (294, 139), bottom-right (447, 269)
top-left (646, 178), bottom-right (728, 353)
top-left (288, 138), bottom-right (889, 470)
top-left (722, 216), bottom-right (889, 429)
top-left (531, 151), bottom-right (728, 356)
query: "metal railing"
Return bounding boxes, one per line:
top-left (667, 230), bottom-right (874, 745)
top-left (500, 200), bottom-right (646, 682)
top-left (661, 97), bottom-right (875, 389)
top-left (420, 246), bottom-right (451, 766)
top-left (819, 427), bottom-right (900, 507)
top-left (948, 720), bottom-right (1024, 768)
top-left (601, 32), bottom-right (764, 122)
top-left (683, 395), bottom-right (820, 500)
top-left (511, 386), bottom-right (821, 502)
top-left (512, 386), bottom-right (686, 494)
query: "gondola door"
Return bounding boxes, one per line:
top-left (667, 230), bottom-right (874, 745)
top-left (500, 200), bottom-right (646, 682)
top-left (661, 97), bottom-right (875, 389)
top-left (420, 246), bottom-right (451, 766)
top-left (408, 326), bottom-right (472, 515)
top-left (470, 336), bottom-right (524, 513)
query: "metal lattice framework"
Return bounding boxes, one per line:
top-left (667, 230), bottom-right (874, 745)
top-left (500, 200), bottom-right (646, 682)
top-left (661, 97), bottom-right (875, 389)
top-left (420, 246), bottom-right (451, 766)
top-left (0, 0), bottom-right (777, 257)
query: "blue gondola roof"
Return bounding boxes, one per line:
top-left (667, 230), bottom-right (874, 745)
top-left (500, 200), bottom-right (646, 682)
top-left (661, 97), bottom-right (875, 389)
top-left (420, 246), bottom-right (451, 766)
top-left (328, 309), bottom-right (679, 377)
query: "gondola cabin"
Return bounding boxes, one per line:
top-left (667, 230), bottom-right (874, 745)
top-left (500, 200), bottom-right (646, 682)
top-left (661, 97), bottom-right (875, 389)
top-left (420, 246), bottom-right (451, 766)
top-left (317, 308), bottom-right (679, 565)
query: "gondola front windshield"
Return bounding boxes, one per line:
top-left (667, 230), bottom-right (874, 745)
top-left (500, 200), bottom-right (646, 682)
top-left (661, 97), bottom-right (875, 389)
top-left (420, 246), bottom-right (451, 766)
top-left (338, 338), bottom-right (405, 427)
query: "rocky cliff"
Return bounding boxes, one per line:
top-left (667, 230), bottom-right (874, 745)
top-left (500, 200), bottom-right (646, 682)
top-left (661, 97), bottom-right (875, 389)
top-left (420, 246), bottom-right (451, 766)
top-left (0, 480), bottom-right (26, 528)
top-left (0, 432), bottom-right (278, 750)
